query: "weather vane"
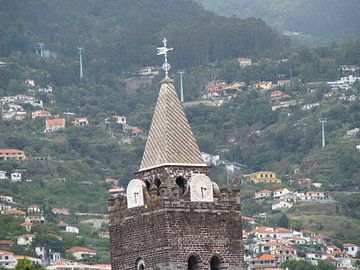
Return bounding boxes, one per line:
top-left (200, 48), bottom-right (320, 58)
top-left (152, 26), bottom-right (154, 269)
top-left (157, 38), bottom-right (173, 79)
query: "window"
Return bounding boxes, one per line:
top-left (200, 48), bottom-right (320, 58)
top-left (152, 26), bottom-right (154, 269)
top-left (210, 255), bottom-right (221, 270)
top-left (144, 180), bottom-right (151, 192)
top-left (135, 258), bottom-right (145, 270)
top-left (176, 176), bottom-right (186, 196)
top-left (188, 255), bottom-right (201, 270)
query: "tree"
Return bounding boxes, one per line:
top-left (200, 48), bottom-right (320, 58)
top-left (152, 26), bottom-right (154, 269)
top-left (278, 213), bottom-right (290, 228)
top-left (15, 259), bottom-right (35, 270)
top-left (316, 260), bottom-right (336, 270)
top-left (281, 260), bottom-right (315, 270)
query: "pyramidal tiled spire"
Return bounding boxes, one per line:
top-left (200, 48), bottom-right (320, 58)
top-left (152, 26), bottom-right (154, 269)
top-left (139, 81), bottom-right (206, 172)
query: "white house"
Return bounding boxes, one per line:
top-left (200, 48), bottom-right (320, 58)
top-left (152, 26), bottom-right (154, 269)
top-left (112, 115), bottom-right (127, 125)
top-left (312, 183), bottom-right (322, 188)
top-left (10, 172), bottom-right (21, 182)
top-left (27, 204), bottom-right (41, 214)
top-left (35, 246), bottom-right (61, 264)
top-left (302, 103), bottom-right (320, 111)
top-left (67, 247), bottom-right (96, 261)
top-left (25, 80), bottom-right (36, 87)
top-left (0, 195), bottom-right (13, 203)
top-left (273, 188), bottom-right (291, 199)
top-left (343, 243), bottom-right (359, 257)
top-left (0, 250), bottom-right (16, 269)
top-left (25, 216), bottom-right (45, 223)
top-left (58, 222), bottom-right (79, 234)
top-left (201, 152), bottom-right (220, 165)
top-left (296, 192), bottom-right (330, 201)
top-left (272, 201), bottom-right (293, 211)
top-left (0, 203), bottom-right (11, 211)
top-left (0, 171), bottom-right (7, 180)
top-left (255, 189), bottom-right (272, 199)
top-left (21, 222), bottom-right (33, 232)
top-left (17, 234), bottom-right (35, 246)
top-left (73, 117), bottom-right (89, 126)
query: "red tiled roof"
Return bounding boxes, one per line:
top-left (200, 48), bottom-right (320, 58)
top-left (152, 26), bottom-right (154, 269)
top-left (3, 209), bottom-right (26, 215)
top-left (47, 118), bottom-right (65, 126)
top-left (275, 227), bottom-right (292, 233)
top-left (258, 254), bottom-right (275, 261)
top-left (256, 189), bottom-right (272, 194)
top-left (18, 234), bottom-right (35, 237)
top-left (343, 243), bottom-right (356, 247)
top-left (68, 247), bottom-right (96, 253)
top-left (0, 149), bottom-right (24, 153)
top-left (0, 240), bottom-right (14, 245)
top-left (21, 222), bottom-right (33, 226)
top-left (0, 249), bottom-right (14, 255)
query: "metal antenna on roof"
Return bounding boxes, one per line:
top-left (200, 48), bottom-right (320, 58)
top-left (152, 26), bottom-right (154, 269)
top-left (157, 38), bottom-right (173, 80)
top-left (178, 70), bottom-right (185, 102)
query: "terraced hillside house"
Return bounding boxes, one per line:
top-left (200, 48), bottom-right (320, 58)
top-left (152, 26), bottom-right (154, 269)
top-left (45, 118), bottom-right (65, 132)
top-left (248, 171), bottom-right (281, 184)
top-left (109, 40), bottom-right (244, 269)
top-left (0, 149), bottom-right (26, 161)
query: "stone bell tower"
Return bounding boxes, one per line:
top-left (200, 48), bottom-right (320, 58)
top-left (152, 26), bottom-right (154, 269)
top-left (109, 39), bottom-right (244, 270)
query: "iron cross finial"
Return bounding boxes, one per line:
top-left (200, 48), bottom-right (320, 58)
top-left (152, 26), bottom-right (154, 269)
top-left (157, 38), bottom-right (173, 79)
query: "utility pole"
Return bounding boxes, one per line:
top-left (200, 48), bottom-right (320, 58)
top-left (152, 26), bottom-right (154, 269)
top-left (319, 118), bottom-right (327, 147)
top-left (77, 47), bottom-right (84, 80)
top-left (37, 42), bottom-right (44, 57)
top-left (178, 70), bottom-right (185, 102)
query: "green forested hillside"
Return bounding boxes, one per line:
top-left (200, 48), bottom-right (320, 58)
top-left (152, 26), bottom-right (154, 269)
top-left (0, 0), bottom-right (287, 78)
top-left (0, 0), bottom-right (360, 260)
top-left (196, 0), bottom-right (360, 43)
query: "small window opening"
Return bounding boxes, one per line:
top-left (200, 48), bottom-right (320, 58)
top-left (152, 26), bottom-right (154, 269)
top-left (144, 180), bottom-right (151, 192)
top-left (210, 255), bottom-right (221, 270)
top-left (176, 176), bottom-right (186, 196)
top-left (188, 255), bottom-right (200, 270)
top-left (136, 258), bottom-right (145, 270)
top-left (154, 177), bottom-right (161, 188)
top-left (154, 177), bottom-right (161, 195)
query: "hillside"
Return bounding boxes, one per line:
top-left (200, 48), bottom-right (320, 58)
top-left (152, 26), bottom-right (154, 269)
top-left (0, 0), bottom-right (360, 267)
top-left (196, 0), bottom-right (360, 44)
top-left (0, 0), bottom-right (288, 79)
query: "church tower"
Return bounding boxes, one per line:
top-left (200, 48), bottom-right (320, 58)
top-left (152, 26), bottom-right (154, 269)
top-left (109, 39), bottom-right (244, 270)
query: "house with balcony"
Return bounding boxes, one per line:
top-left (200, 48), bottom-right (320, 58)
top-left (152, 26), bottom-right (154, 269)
top-left (0, 149), bottom-right (26, 161)
top-left (32, 109), bottom-right (51, 119)
top-left (45, 118), bottom-right (65, 132)
top-left (73, 117), bottom-right (89, 126)
top-left (248, 171), bottom-right (281, 184)
top-left (0, 250), bottom-right (16, 269)
top-left (67, 247), bottom-right (96, 261)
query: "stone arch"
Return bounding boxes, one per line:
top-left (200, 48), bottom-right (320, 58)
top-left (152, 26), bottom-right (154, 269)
top-left (209, 253), bottom-right (225, 270)
top-left (187, 253), bottom-right (202, 270)
top-left (135, 257), bottom-right (145, 270)
top-left (176, 176), bottom-right (186, 196)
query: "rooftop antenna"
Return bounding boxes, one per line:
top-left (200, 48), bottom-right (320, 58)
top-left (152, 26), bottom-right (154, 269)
top-left (77, 47), bottom-right (84, 80)
top-left (319, 118), bottom-right (327, 147)
top-left (178, 70), bottom-right (185, 102)
top-left (157, 38), bottom-right (173, 80)
top-left (37, 42), bottom-right (44, 57)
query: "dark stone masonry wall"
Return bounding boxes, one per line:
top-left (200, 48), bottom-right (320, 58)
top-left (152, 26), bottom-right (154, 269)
top-left (109, 166), bottom-right (244, 270)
